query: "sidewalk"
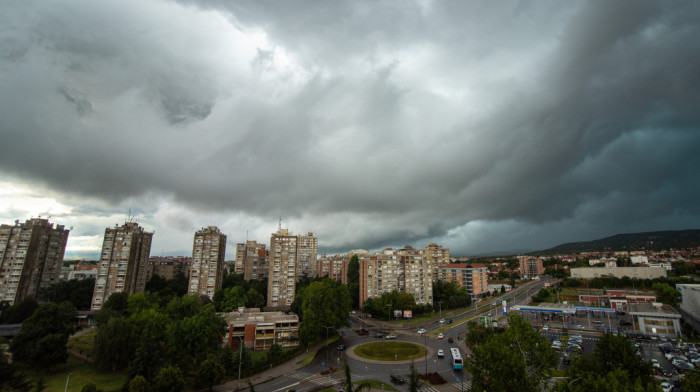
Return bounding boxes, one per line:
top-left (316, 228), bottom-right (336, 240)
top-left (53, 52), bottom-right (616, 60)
top-left (213, 340), bottom-right (329, 392)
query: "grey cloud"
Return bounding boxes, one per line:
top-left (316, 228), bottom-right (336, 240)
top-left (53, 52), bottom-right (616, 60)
top-left (1, 0), bottom-right (699, 255)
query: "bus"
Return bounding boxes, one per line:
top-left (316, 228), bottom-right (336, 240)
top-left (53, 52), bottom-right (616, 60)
top-left (450, 348), bottom-right (463, 370)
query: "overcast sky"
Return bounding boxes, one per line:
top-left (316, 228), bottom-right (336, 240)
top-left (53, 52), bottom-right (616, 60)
top-left (1, 1), bottom-right (699, 259)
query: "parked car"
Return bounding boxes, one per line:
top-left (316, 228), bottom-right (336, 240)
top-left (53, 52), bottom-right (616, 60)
top-left (375, 333), bottom-right (384, 338)
top-left (438, 333), bottom-right (444, 339)
top-left (337, 344), bottom-right (346, 351)
top-left (385, 334), bottom-right (397, 340)
top-left (542, 325), bottom-right (549, 331)
top-left (437, 349), bottom-right (444, 358)
top-left (659, 381), bottom-right (673, 392)
top-left (445, 319), bottom-right (453, 324)
top-left (447, 337), bottom-right (454, 343)
top-left (390, 374), bottom-right (406, 384)
top-left (417, 328), bottom-right (427, 335)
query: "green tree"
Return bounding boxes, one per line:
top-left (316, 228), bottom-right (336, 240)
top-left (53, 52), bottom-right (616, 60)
top-left (10, 302), bottom-right (76, 371)
top-left (347, 254), bottom-right (360, 309)
top-left (341, 360), bottom-right (371, 392)
top-left (219, 347), bottom-right (236, 376)
top-left (80, 382), bottom-right (102, 392)
top-left (220, 286), bottom-right (248, 312)
top-left (96, 291), bottom-right (129, 325)
top-left (196, 355), bottom-right (225, 392)
top-left (267, 343), bottom-right (282, 365)
top-left (153, 365), bottom-right (185, 392)
top-left (128, 326), bottom-right (161, 381)
top-left (554, 333), bottom-right (656, 391)
top-left (682, 368), bottom-right (700, 391)
top-left (95, 317), bottom-right (136, 370)
top-left (0, 341), bottom-right (32, 391)
top-left (299, 279), bottom-right (352, 345)
top-left (127, 376), bottom-right (150, 392)
top-left (467, 315), bottom-right (556, 392)
top-left (38, 278), bottom-right (95, 310)
top-left (652, 283), bottom-right (681, 306)
top-left (0, 297), bottom-right (38, 324)
top-left (408, 361), bottom-right (420, 392)
top-left (465, 320), bottom-right (493, 348)
top-left (246, 288), bottom-right (265, 308)
top-left (179, 304), bottom-right (227, 361)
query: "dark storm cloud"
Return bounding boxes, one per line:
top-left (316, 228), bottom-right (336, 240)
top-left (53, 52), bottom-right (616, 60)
top-left (1, 0), bottom-right (699, 255)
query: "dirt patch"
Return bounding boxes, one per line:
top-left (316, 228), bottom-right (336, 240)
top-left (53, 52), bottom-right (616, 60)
top-left (419, 372), bottom-right (446, 385)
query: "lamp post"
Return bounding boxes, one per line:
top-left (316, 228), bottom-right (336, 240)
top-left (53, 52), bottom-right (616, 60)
top-left (386, 303), bottom-right (393, 327)
top-left (437, 301), bottom-right (443, 318)
top-left (236, 336), bottom-right (244, 388)
top-left (423, 333), bottom-right (428, 375)
top-left (321, 326), bottom-right (333, 367)
top-left (64, 373), bottom-right (71, 392)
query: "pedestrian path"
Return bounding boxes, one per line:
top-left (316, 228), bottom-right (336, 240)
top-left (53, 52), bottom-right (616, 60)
top-left (421, 384), bottom-right (440, 392)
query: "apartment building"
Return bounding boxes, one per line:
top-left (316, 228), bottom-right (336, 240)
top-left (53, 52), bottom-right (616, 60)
top-left (91, 222), bottom-right (152, 310)
top-left (266, 229), bottom-right (318, 308)
top-left (188, 226), bottom-right (227, 299)
top-left (235, 240), bottom-right (269, 281)
top-left (442, 263), bottom-right (489, 300)
top-left (146, 256), bottom-right (191, 281)
top-left (421, 243), bottom-right (450, 281)
top-left (0, 218), bottom-right (69, 305)
top-left (296, 232), bottom-right (318, 279)
top-left (359, 244), bottom-right (447, 308)
top-left (518, 256), bottom-right (544, 278)
top-left (315, 254), bottom-right (348, 283)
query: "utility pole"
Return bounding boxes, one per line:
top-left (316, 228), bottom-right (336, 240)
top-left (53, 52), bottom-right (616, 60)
top-left (387, 303), bottom-right (393, 327)
top-left (237, 336), bottom-right (244, 388)
top-left (321, 326), bottom-right (333, 367)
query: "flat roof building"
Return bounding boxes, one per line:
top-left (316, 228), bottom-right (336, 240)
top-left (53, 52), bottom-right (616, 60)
top-left (224, 308), bottom-right (299, 351)
top-left (628, 302), bottom-right (682, 337)
top-left (570, 267), bottom-right (667, 280)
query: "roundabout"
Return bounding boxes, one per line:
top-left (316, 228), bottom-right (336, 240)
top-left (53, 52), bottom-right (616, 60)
top-left (349, 340), bottom-right (432, 363)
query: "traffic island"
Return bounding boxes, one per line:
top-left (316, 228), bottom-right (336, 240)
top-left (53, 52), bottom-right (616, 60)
top-left (352, 341), bottom-right (427, 361)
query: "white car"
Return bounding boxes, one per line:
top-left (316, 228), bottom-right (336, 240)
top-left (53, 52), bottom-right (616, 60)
top-left (439, 319), bottom-right (447, 324)
top-left (437, 349), bottom-right (444, 358)
top-left (417, 328), bottom-right (427, 335)
top-left (438, 333), bottom-right (444, 339)
top-left (660, 382), bottom-right (673, 392)
top-left (542, 325), bottom-right (549, 331)
top-left (385, 334), bottom-right (397, 340)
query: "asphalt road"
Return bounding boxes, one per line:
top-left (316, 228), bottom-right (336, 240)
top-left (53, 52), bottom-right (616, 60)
top-left (242, 280), bottom-right (551, 392)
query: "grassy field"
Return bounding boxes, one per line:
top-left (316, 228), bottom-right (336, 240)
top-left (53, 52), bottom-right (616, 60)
top-left (26, 356), bottom-right (127, 392)
top-left (353, 342), bottom-right (426, 361)
top-left (356, 379), bottom-right (400, 391)
top-left (67, 328), bottom-right (97, 354)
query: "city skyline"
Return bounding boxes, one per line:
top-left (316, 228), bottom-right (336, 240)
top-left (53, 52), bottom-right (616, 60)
top-left (1, 1), bottom-right (699, 259)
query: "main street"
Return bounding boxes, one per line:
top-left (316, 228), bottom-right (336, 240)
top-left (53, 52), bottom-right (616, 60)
top-left (230, 279), bottom-right (550, 392)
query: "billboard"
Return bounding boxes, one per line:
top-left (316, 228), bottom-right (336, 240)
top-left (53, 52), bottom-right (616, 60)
top-left (394, 310), bottom-right (402, 318)
top-left (403, 310), bottom-right (413, 318)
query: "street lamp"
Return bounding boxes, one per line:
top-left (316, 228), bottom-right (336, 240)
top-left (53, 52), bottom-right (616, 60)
top-left (386, 303), bottom-right (393, 327)
top-left (236, 335), bottom-right (244, 388)
top-left (64, 373), bottom-right (71, 392)
top-left (437, 301), bottom-right (443, 318)
top-left (321, 326), bottom-right (333, 367)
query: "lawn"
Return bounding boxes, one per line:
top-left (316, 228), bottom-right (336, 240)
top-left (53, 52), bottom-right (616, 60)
top-left (26, 356), bottom-right (127, 392)
top-left (356, 379), bottom-right (399, 391)
top-left (67, 328), bottom-right (97, 354)
top-left (353, 342), bottom-right (426, 361)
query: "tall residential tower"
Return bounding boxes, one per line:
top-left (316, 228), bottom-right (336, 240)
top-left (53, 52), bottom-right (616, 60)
top-left (188, 226), bottom-right (227, 299)
top-left (0, 218), bottom-right (69, 305)
top-left (91, 222), bottom-right (152, 310)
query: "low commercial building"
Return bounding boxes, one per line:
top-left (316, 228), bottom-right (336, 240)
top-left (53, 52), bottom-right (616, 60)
top-left (570, 267), bottom-right (667, 280)
top-left (628, 303), bottom-right (682, 337)
top-left (224, 308), bottom-right (299, 351)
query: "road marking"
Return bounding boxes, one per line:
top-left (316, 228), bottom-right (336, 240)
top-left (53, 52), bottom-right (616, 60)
top-left (272, 381), bottom-right (301, 392)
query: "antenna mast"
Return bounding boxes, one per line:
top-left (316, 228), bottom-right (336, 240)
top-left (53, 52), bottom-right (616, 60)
top-left (278, 216), bottom-right (282, 231)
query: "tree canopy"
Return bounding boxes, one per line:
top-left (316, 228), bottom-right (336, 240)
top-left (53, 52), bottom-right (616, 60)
top-left (298, 278), bottom-right (351, 345)
top-left (466, 315), bottom-right (556, 392)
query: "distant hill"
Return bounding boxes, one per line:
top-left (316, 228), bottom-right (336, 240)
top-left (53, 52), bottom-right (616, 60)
top-left (530, 229), bottom-right (700, 255)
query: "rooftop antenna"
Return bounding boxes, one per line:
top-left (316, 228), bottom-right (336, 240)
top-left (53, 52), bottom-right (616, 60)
top-left (278, 216), bottom-right (282, 231)
top-left (246, 230), bottom-right (249, 242)
top-left (127, 208), bottom-right (132, 222)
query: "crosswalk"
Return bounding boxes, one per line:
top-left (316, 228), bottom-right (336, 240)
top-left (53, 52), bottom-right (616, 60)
top-left (450, 380), bottom-right (472, 391)
top-left (288, 371), bottom-right (341, 387)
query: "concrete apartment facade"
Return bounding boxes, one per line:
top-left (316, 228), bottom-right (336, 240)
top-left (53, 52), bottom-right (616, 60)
top-left (146, 256), bottom-right (191, 281)
top-left (0, 218), bottom-right (69, 305)
top-left (267, 229), bottom-right (298, 308)
top-left (235, 240), bottom-right (269, 281)
top-left (518, 256), bottom-right (544, 278)
top-left (296, 232), bottom-right (318, 280)
top-left (91, 222), bottom-right (152, 310)
top-left (359, 244), bottom-right (449, 308)
top-left (442, 263), bottom-right (489, 300)
top-left (315, 254), bottom-right (348, 283)
top-left (188, 226), bottom-right (227, 299)
top-left (422, 243), bottom-right (450, 281)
